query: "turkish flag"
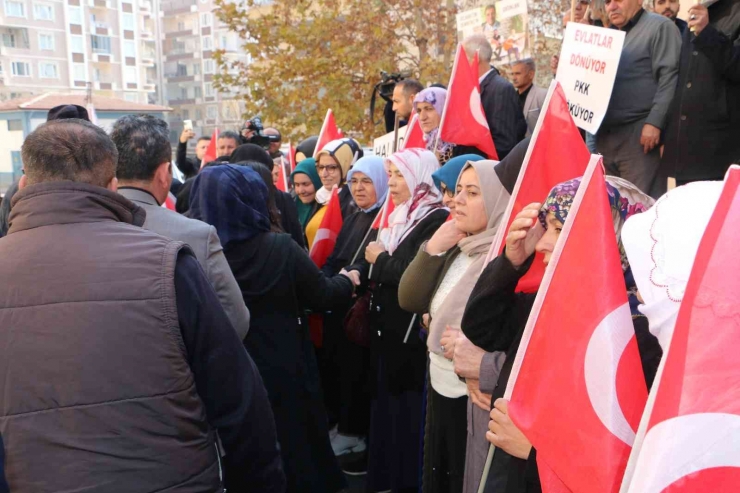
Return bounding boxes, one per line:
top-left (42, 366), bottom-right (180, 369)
top-left (200, 128), bottom-right (219, 169)
top-left (313, 109), bottom-right (343, 158)
top-left (470, 50), bottom-right (480, 87)
top-left (288, 141), bottom-right (297, 172)
top-left (622, 166), bottom-right (740, 493)
top-left (401, 113), bottom-right (425, 150)
top-left (506, 156), bottom-right (648, 493)
top-left (163, 192), bottom-right (177, 211)
top-left (309, 187), bottom-right (343, 268)
top-left (482, 80), bottom-right (590, 293)
top-left (371, 195), bottom-right (395, 230)
top-left (275, 158), bottom-right (288, 192)
top-left (438, 43), bottom-right (498, 160)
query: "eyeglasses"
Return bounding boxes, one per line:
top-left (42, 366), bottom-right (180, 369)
top-left (440, 185), bottom-right (455, 198)
top-left (316, 165), bottom-right (340, 173)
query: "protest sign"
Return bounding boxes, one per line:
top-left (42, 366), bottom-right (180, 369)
top-left (455, 0), bottom-right (530, 67)
top-left (372, 127), bottom-right (406, 157)
top-left (555, 23), bottom-right (625, 134)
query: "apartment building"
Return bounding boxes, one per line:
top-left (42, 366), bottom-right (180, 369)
top-left (0, 0), bottom-right (158, 104)
top-left (158, 0), bottom-right (247, 142)
top-left (0, 0), bottom-right (249, 144)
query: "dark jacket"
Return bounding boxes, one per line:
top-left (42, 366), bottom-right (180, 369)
top-left (463, 254), bottom-right (662, 493)
top-left (225, 232), bottom-right (353, 493)
top-left (0, 434), bottom-right (7, 493)
top-left (660, 0), bottom-right (740, 184)
top-left (339, 185), bottom-right (358, 219)
top-left (0, 182), bottom-right (284, 493)
top-left (349, 209), bottom-right (449, 395)
top-left (176, 140), bottom-right (200, 179)
top-left (275, 190), bottom-right (307, 248)
top-left (321, 207), bottom-right (379, 277)
top-left (0, 180), bottom-right (19, 238)
top-left (480, 67), bottom-right (527, 160)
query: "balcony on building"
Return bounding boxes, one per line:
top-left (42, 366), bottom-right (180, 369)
top-left (88, 0), bottom-right (112, 10)
top-left (143, 79), bottom-right (157, 92)
top-left (160, 0), bottom-right (197, 15)
top-left (0, 28), bottom-right (30, 52)
top-left (139, 0), bottom-right (152, 14)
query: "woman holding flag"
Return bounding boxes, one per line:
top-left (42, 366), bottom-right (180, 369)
top-left (461, 176), bottom-right (655, 493)
top-left (319, 156), bottom-right (389, 474)
top-left (398, 158), bottom-right (510, 493)
top-left (188, 164), bottom-right (356, 493)
top-left (345, 148), bottom-right (448, 493)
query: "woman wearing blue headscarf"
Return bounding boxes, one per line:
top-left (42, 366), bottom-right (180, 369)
top-left (189, 164), bottom-right (356, 493)
top-left (432, 154), bottom-right (486, 213)
top-left (317, 156), bottom-right (389, 474)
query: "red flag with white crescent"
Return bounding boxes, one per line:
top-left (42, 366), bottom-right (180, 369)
top-left (438, 43), bottom-right (498, 160)
top-left (288, 141), bottom-right (297, 172)
top-left (313, 109), bottom-right (343, 158)
top-left (482, 80), bottom-right (590, 293)
top-left (622, 166), bottom-right (740, 493)
top-left (309, 187), bottom-right (343, 268)
top-left (505, 156), bottom-right (648, 493)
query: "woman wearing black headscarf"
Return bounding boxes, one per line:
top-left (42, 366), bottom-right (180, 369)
top-left (189, 164), bottom-right (355, 493)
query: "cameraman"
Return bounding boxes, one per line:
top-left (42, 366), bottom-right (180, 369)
top-left (264, 128), bottom-right (283, 158)
top-left (392, 79), bottom-right (424, 122)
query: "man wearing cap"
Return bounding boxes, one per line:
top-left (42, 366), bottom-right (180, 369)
top-left (0, 104), bottom-right (90, 237)
top-left (315, 138), bottom-right (364, 218)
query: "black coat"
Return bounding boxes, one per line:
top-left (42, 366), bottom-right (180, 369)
top-left (660, 0), bottom-right (740, 185)
top-left (175, 141), bottom-right (200, 180)
top-left (480, 67), bottom-right (527, 160)
top-left (274, 190), bottom-right (307, 248)
top-left (462, 254), bottom-right (662, 493)
top-left (225, 232), bottom-right (353, 493)
top-left (349, 209), bottom-right (449, 395)
top-left (321, 207), bottom-right (379, 277)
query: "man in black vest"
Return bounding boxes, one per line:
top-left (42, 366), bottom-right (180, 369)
top-left (0, 119), bottom-right (285, 493)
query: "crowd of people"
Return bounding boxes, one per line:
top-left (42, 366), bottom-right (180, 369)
top-left (0, 0), bottom-right (736, 492)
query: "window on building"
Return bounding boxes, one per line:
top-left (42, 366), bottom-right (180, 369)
top-left (92, 67), bottom-right (101, 81)
top-left (177, 21), bottom-right (185, 31)
top-left (182, 109), bottom-right (190, 119)
top-left (173, 40), bottom-right (185, 53)
top-left (122, 12), bottom-right (135, 31)
top-left (124, 66), bottom-right (137, 82)
top-left (8, 119), bottom-right (23, 131)
top-left (33, 3), bottom-right (53, 20)
top-left (124, 93), bottom-right (139, 103)
top-left (91, 35), bottom-right (111, 54)
top-left (180, 86), bottom-right (188, 99)
top-left (204, 82), bottom-right (214, 97)
top-left (207, 105), bottom-right (218, 119)
top-left (68, 5), bottom-right (82, 24)
top-left (194, 85), bottom-right (202, 98)
top-left (200, 12), bottom-right (211, 27)
top-left (70, 35), bottom-right (84, 53)
top-left (202, 36), bottom-right (212, 51)
top-left (0, 62), bottom-right (3, 76)
top-left (176, 63), bottom-right (187, 76)
top-left (38, 62), bottom-right (58, 78)
top-left (192, 62), bottom-right (200, 75)
top-left (2, 33), bottom-right (16, 48)
top-left (38, 33), bottom-right (54, 50)
top-left (11, 61), bottom-right (31, 77)
top-left (72, 63), bottom-right (86, 81)
top-left (4, 0), bottom-right (26, 17)
top-left (195, 108), bottom-right (202, 120)
top-left (123, 40), bottom-right (135, 58)
top-left (203, 59), bottom-right (214, 74)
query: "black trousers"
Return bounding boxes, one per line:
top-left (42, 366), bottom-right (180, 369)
top-left (422, 385), bottom-right (468, 493)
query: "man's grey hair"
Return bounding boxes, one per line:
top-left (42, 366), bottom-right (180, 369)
top-left (21, 118), bottom-right (117, 187)
top-left (463, 34), bottom-right (493, 64)
top-left (512, 58), bottom-right (536, 73)
top-left (110, 114), bottom-right (172, 182)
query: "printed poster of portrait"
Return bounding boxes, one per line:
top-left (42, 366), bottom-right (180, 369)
top-left (456, 0), bottom-right (530, 67)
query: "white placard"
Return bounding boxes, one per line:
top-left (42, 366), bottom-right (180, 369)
top-left (372, 127), bottom-right (406, 158)
top-left (556, 23), bottom-right (625, 134)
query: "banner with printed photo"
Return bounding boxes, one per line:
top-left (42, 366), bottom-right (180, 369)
top-left (455, 0), bottom-right (530, 67)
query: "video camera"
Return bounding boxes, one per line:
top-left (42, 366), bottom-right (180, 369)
top-left (240, 117), bottom-right (280, 149)
top-left (370, 70), bottom-right (413, 126)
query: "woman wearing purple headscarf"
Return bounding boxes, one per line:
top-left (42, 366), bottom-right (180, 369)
top-left (413, 87), bottom-right (486, 165)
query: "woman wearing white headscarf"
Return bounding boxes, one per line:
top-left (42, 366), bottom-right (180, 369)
top-left (399, 159), bottom-right (511, 493)
top-left (346, 148), bottom-right (449, 493)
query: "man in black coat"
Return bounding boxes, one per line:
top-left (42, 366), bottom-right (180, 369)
top-left (656, 0), bottom-right (740, 196)
top-left (463, 34), bottom-right (527, 160)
